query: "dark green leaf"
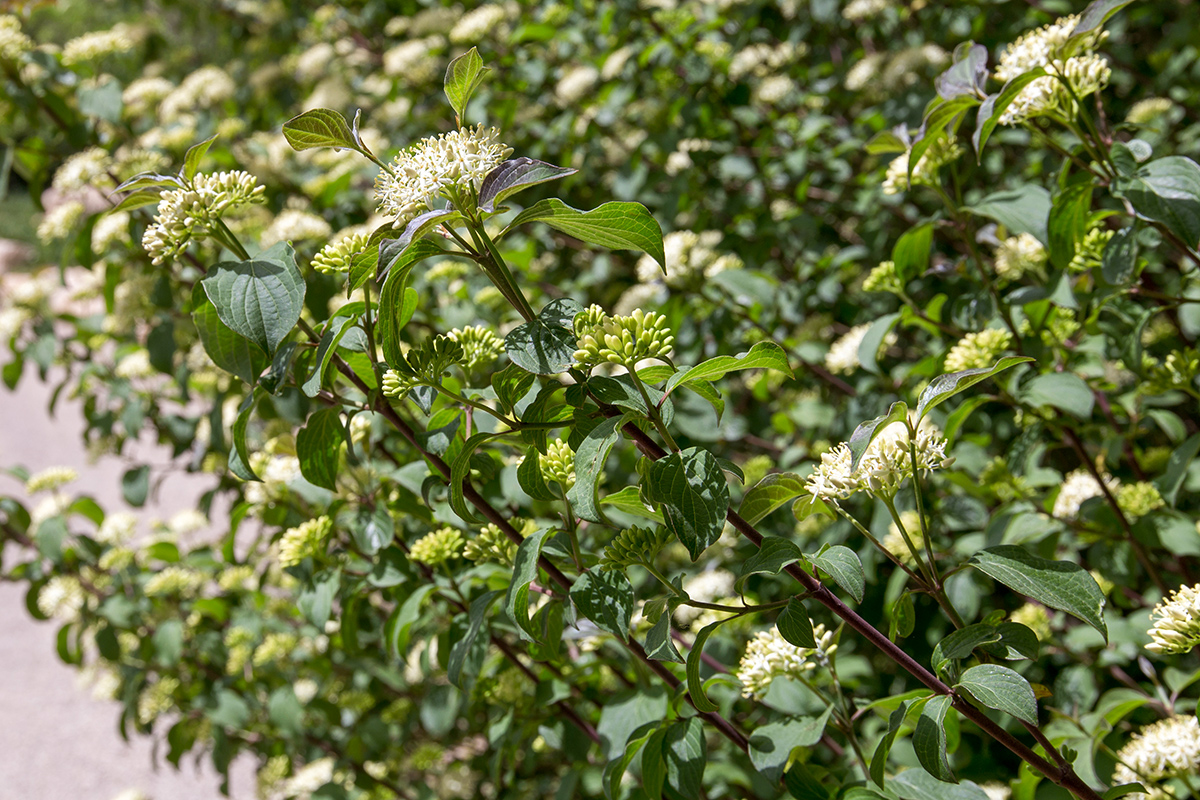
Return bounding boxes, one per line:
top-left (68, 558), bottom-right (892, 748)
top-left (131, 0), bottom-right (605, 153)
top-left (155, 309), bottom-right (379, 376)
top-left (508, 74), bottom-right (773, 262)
top-left (352, 504), bottom-right (394, 555)
top-left (740, 472), bottom-right (807, 526)
top-left (848, 401), bottom-right (908, 472)
top-left (966, 185), bottom-right (1052, 243)
top-left (870, 701), bottom-right (909, 787)
top-left (891, 771), bottom-right (991, 800)
top-left (686, 618), bottom-right (728, 712)
top-left (479, 157), bottom-right (577, 213)
top-left (806, 545), bottom-right (865, 603)
top-left (777, 598), bottom-right (816, 648)
top-left (935, 43), bottom-right (988, 100)
top-left (267, 687), bottom-right (303, 736)
top-left (200, 242), bottom-right (305, 356)
top-left (644, 613), bottom-right (683, 663)
top-left (571, 570), bottom-right (634, 642)
top-left (641, 448), bottom-right (730, 561)
top-left (597, 687), bottom-right (666, 760)
top-left (857, 312), bottom-right (901, 375)
top-left (504, 526), bottom-right (554, 642)
top-left (566, 415), bottom-right (628, 524)
top-left (182, 135), bottom-right (219, 181)
top-left (518, 445), bottom-right (558, 501)
top-left (1113, 156), bottom-right (1200, 249)
top-left (661, 717), bottom-right (705, 799)
top-left (916, 357), bottom-right (1032, 421)
top-left (892, 223), bottom-right (934, 284)
top-left (1069, 0), bottom-right (1134, 44)
top-left (663, 342), bottom-right (793, 396)
top-left (956, 664), bottom-right (1038, 725)
top-left (1020, 372), bottom-right (1094, 419)
top-left (121, 465), bottom-right (150, 507)
top-left (448, 590), bottom-right (500, 688)
top-left (973, 68), bottom-right (1047, 158)
top-left (1048, 180), bottom-right (1094, 270)
top-left (738, 536), bottom-right (803, 585)
top-left (1101, 227), bottom-right (1139, 286)
top-left (969, 545), bottom-right (1107, 639)
top-left (931, 624), bottom-right (1001, 674)
top-left (913, 694), bottom-right (956, 782)
top-left (506, 199), bottom-right (665, 269)
top-left (191, 284), bottom-right (268, 385)
top-left (296, 408), bottom-right (343, 491)
top-left (748, 707), bottom-right (832, 783)
top-left (298, 571), bottom-right (339, 628)
top-left (228, 390), bottom-right (260, 482)
top-left (301, 316), bottom-right (353, 397)
top-left (1154, 431), bottom-right (1200, 507)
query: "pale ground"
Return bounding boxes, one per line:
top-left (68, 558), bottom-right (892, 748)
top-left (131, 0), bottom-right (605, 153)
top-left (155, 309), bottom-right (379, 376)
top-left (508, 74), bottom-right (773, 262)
top-left (0, 372), bottom-right (254, 799)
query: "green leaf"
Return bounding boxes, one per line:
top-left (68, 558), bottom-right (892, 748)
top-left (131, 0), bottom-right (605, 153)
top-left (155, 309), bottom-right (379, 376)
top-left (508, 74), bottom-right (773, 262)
top-left (858, 312), bottom-right (901, 375)
top-left (916, 356), bottom-right (1033, 421)
top-left (956, 664), bottom-right (1038, 725)
top-left (913, 694), bottom-right (956, 782)
top-left (182, 135), bottom-right (219, 182)
top-left (301, 316), bottom-right (353, 397)
top-left (208, 690), bottom-right (250, 730)
top-left (969, 545), bottom-right (1107, 639)
top-left (892, 223), bottom-right (934, 283)
top-left (566, 415), bottom-right (627, 524)
top-left (1101, 227), bottom-right (1139, 286)
top-left (372, 230), bottom-right (446, 285)
top-left (738, 536), bottom-right (803, 585)
top-left (298, 571), bottom-right (339, 628)
top-left (806, 545), bottom-right (865, 603)
top-left (597, 687), bottom-right (667, 761)
top-left (1020, 372), bottom-right (1094, 419)
top-left (506, 199), bottom-right (665, 269)
top-left (600, 486), bottom-right (664, 524)
top-left (296, 408), bottom-right (343, 491)
top-left (966, 185), bottom-right (1052, 243)
top-left (777, 597), bottom-right (817, 648)
top-left (739, 472), bottom-right (807, 526)
top-left (891, 771), bottom-right (991, 800)
top-left (870, 701), bottom-right (909, 787)
top-left (448, 590), bottom-right (500, 689)
top-left (662, 717), bottom-right (706, 800)
top-left (352, 505), bottom-right (394, 555)
top-left (228, 390), bottom-right (260, 482)
top-left (641, 447), bottom-right (730, 561)
top-left (848, 401), bottom-right (909, 472)
top-left (1048, 180), bottom-right (1094, 270)
top-left (1154, 431), bottom-right (1200, 507)
top-left (505, 308), bottom-right (580, 376)
top-left (444, 47), bottom-right (490, 120)
top-left (267, 687), bottom-right (303, 736)
top-left (748, 707), bottom-right (833, 783)
top-left (478, 157), bottom-right (577, 213)
top-left (121, 465), bottom-right (150, 507)
top-left (890, 592), bottom-right (916, 640)
top-left (448, 432), bottom-right (500, 523)
top-left (377, 257), bottom-right (420, 368)
top-left (973, 68), bottom-right (1047, 158)
top-left (518, 445), bottom-right (558, 501)
top-left (981, 622), bottom-right (1040, 662)
top-left (1113, 156), bottom-right (1200, 249)
top-left (686, 618), bottom-right (728, 711)
top-left (191, 284), bottom-right (268, 385)
top-left (77, 75), bottom-right (123, 123)
top-left (387, 584), bottom-right (436, 657)
top-left (931, 624), bottom-right (1001, 675)
top-left (644, 613), bottom-right (683, 663)
top-left (663, 342), bottom-right (793, 396)
top-left (1069, 0), bottom-right (1135, 46)
top-left (283, 108), bottom-right (360, 152)
top-left (504, 526), bottom-right (554, 642)
top-left (394, 208), bottom-right (465, 257)
top-left (935, 43), bottom-right (988, 100)
top-left (571, 570), bottom-right (634, 642)
top-left (200, 242), bottom-right (305, 356)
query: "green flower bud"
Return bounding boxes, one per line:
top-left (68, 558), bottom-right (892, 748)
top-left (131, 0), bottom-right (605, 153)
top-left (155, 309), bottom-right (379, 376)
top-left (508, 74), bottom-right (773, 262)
top-left (862, 260), bottom-right (903, 294)
top-left (574, 308), bottom-right (674, 369)
top-left (278, 516), bottom-right (333, 567)
top-left (463, 520), bottom-right (534, 565)
top-left (943, 328), bottom-right (1012, 373)
top-left (409, 526), bottom-right (464, 567)
top-left (1116, 481), bottom-right (1164, 520)
top-left (601, 525), bottom-right (672, 570)
top-left (539, 439), bottom-right (576, 490)
top-left (446, 325), bottom-right (505, 371)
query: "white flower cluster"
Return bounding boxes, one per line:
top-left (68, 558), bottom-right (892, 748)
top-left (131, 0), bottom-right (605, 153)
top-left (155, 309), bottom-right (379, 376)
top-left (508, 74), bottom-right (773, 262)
top-left (53, 147), bottom-right (114, 192)
top-left (382, 37), bottom-right (443, 85)
top-left (824, 323), bottom-right (898, 375)
top-left (92, 211), bottom-right (131, 253)
top-left (842, 0), bottom-right (890, 22)
top-left (882, 135), bottom-right (965, 195)
top-left (806, 417), bottom-right (952, 502)
top-left (37, 200), bottom-right (86, 244)
top-left (262, 208), bottom-right (332, 247)
top-left (637, 230), bottom-right (742, 289)
top-left (1052, 468), bottom-right (1118, 519)
top-left (737, 624), bottom-right (837, 700)
top-left (122, 76), bottom-right (176, 118)
top-left (144, 566), bottom-right (205, 597)
top-left (729, 42), bottom-right (803, 82)
top-left (375, 124), bottom-right (512, 228)
top-left (993, 15), bottom-right (1110, 126)
top-left (141, 170), bottom-right (266, 264)
top-left (555, 64), bottom-right (600, 106)
top-left (1146, 584), bottom-right (1200, 655)
top-left (61, 24), bottom-right (138, 66)
top-left (96, 511), bottom-right (138, 545)
top-left (994, 233), bottom-right (1047, 282)
top-left (0, 15), bottom-right (33, 61)
top-left (450, 4), bottom-right (512, 44)
top-left (25, 466), bottom-right (79, 494)
top-left (159, 65), bottom-right (236, 121)
top-left (38, 575), bottom-right (86, 621)
top-left (1111, 715), bottom-right (1200, 798)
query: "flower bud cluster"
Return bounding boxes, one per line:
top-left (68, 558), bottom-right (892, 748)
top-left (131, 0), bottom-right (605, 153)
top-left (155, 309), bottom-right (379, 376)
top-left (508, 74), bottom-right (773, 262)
top-left (61, 24), bottom-right (137, 66)
top-left (446, 325), bottom-right (505, 371)
top-left (994, 233), bottom-right (1047, 282)
top-left (375, 124), bottom-right (513, 227)
top-left (824, 323), bottom-right (898, 375)
top-left (737, 623), bottom-right (837, 700)
top-left (1010, 602), bottom-right (1052, 641)
top-left (881, 510), bottom-right (925, 565)
top-left (1068, 227), bottom-right (1114, 272)
top-left (382, 336), bottom-right (465, 400)
top-left (1116, 481), bottom-right (1164, 520)
top-left (137, 676), bottom-right (180, 725)
top-left (464, 521), bottom-right (530, 566)
top-left (882, 135), bottom-right (964, 195)
top-left (943, 329), bottom-right (1013, 373)
top-left (863, 260), bottom-right (903, 295)
top-left (600, 525), bottom-right (672, 571)
top-left (409, 526), bottom-right (464, 567)
top-left (311, 230), bottom-right (370, 275)
top-left (143, 566), bottom-right (205, 597)
top-left (538, 439), bottom-right (576, 490)
top-left (1144, 349), bottom-right (1200, 395)
top-left (1147, 584), bottom-right (1200, 655)
top-left (0, 15), bottom-right (33, 61)
top-left (278, 516), bottom-right (333, 567)
top-left (573, 308), bottom-right (674, 369)
top-left (142, 170), bottom-right (266, 265)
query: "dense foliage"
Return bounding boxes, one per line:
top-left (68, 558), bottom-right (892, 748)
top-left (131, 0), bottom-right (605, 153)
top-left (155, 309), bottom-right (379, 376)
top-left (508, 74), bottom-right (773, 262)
top-left (3, 1), bottom-right (1200, 799)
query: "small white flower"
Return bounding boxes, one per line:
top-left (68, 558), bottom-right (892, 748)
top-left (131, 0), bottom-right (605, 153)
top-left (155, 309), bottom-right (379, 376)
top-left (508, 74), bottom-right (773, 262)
top-left (1111, 715), bottom-right (1200, 798)
top-left (61, 24), bottom-right (137, 66)
top-left (25, 466), bottom-right (79, 494)
top-left (1147, 584), bottom-right (1200, 655)
top-left (737, 624), bottom-right (837, 700)
top-left (1052, 469), bottom-right (1117, 520)
top-left (994, 233), bottom-right (1047, 282)
top-left (555, 65), bottom-right (600, 106)
top-left (38, 576), bottom-right (85, 621)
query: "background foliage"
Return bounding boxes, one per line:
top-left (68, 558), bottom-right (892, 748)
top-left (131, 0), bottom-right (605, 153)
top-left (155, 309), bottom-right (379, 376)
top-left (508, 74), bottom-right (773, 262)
top-left (2, 0), bottom-right (1200, 798)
